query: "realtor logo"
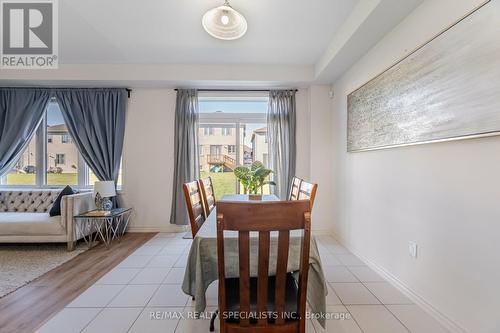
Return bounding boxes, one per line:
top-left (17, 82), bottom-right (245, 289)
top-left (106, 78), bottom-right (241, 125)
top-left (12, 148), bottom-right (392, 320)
top-left (1, 0), bottom-right (58, 69)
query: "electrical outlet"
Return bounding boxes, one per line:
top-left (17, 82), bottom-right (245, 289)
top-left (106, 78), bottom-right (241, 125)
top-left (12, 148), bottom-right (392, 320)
top-left (408, 241), bottom-right (418, 258)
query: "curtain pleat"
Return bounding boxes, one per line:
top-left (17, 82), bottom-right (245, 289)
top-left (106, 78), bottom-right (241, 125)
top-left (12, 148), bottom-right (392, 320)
top-left (54, 88), bottom-right (127, 186)
top-left (170, 89), bottom-right (200, 225)
top-left (0, 88), bottom-right (50, 177)
top-left (267, 90), bottom-right (296, 200)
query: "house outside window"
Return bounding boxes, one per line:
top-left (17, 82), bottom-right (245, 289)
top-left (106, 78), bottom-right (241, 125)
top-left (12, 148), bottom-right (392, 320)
top-left (1, 101), bottom-right (123, 187)
top-left (198, 94), bottom-right (270, 198)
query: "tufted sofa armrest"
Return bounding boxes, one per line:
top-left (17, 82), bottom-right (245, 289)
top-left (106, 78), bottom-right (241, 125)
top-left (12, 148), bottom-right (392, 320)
top-left (60, 192), bottom-right (96, 243)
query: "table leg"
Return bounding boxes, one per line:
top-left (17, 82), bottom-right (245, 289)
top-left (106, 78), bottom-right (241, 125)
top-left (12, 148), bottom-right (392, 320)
top-left (119, 212), bottom-right (132, 241)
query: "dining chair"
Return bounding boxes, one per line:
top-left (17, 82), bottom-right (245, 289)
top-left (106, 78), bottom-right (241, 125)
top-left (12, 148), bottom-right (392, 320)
top-left (298, 180), bottom-right (318, 209)
top-left (288, 176), bottom-right (303, 201)
top-left (215, 200), bottom-right (312, 333)
top-left (199, 176), bottom-right (216, 217)
top-left (183, 180), bottom-right (206, 238)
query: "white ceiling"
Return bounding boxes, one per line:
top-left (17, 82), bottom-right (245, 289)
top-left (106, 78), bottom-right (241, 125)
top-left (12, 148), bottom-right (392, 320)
top-left (60, 0), bottom-right (358, 65)
top-left (1, 0), bottom-right (423, 86)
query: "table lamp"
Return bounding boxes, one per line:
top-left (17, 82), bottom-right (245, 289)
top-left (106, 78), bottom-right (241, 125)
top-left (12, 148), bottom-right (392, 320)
top-left (94, 181), bottom-right (116, 211)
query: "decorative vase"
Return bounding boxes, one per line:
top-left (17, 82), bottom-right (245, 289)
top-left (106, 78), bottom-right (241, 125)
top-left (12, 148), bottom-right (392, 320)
top-left (102, 197), bottom-right (113, 211)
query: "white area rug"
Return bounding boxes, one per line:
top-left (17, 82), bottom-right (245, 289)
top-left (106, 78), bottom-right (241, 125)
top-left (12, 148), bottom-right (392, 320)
top-left (0, 243), bottom-right (87, 298)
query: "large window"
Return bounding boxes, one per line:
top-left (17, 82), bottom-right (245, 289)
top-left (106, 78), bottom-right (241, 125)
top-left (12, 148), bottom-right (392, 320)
top-left (5, 133), bottom-right (38, 185)
top-left (1, 101), bottom-right (122, 188)
top-left (198, 94), bottom-right (269, 198)
top-left (46, 104), bottom-right (80, 185)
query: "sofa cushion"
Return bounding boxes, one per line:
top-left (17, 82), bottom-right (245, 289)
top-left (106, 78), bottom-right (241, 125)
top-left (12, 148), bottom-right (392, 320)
top-left (0, 213), bottom-right (64, 236)
top-left (50, 185), bottom-right (75, 217)
top-left (0, 190), bottom-right (61, 213)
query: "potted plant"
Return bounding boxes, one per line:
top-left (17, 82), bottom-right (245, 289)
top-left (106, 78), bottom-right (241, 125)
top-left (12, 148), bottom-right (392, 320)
top-left (234, 161), bottom-right (276, 200)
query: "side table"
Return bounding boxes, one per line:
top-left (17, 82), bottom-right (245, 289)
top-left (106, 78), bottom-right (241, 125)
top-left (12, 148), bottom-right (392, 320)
top-left (74, 208), bottom-right (133, 248)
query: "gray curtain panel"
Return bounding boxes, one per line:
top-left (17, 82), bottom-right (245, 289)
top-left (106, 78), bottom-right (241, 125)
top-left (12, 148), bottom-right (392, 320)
top-left (267, 90), bottom-right (297, 200)
top-left (170, 89), bottom-right (200, 225)
top-left (0, 88), bottom-right (51, 177)
top-left (54, 89), bottom-right (127, 184)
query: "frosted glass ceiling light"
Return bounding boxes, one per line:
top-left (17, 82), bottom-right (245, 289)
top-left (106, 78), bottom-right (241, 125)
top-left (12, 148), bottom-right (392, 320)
top-left (202, 0), bottom-right (247, 40)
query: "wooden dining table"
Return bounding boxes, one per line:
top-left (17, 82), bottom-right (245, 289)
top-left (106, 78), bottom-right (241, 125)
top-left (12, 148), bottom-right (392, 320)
top-left (181, 194), bottom-right (328, 328)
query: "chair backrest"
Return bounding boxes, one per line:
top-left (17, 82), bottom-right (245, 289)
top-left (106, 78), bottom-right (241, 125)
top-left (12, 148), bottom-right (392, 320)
top-left (199, 176), bottom-right (216, 217)
top-left (183, 180), bottom-right (206, 237)
top-left (288, 177), bottom-right (302, 201)
top-left (298, 180), bottom-right (318, 209)
top-left (216, 200), bottom-right (312, 333)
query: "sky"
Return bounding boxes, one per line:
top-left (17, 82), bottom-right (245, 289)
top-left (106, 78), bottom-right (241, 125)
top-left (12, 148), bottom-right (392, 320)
top-left (47, 102), bottom-right (65, 126)
top-left (199, 100), bottom-right (267, 114)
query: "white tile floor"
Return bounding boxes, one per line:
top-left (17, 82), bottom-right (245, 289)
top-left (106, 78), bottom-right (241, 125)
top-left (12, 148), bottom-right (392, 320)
top-left (36, 233), bottom-right (450, 333)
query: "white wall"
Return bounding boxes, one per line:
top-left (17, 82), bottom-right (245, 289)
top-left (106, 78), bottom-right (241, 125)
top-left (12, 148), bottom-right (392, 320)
top-left (307, 86), bottom-right (335, 231)
top-left (120, 87), bottom-right (333, 232)
top-left (120, 88), bottom-right (184, 233)
top-left (331, 0), bottom-right (500, 332)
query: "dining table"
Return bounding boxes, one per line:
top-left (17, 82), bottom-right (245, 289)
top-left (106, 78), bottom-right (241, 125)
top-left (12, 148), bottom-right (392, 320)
top-left (181, 194), bottom-right (327, 328)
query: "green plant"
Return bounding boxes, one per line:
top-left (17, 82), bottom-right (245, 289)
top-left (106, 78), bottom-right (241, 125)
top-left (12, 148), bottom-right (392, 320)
top-left (233, 161), bottom-right (276, 195)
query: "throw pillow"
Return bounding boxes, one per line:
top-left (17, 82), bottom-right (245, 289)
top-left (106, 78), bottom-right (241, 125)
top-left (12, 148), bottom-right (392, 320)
top-left (49, 185), bottom-right (75, 216)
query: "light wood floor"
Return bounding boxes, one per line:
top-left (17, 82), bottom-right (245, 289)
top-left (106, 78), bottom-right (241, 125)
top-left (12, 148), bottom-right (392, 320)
top-left (0, 233), bottom-right (155, 333)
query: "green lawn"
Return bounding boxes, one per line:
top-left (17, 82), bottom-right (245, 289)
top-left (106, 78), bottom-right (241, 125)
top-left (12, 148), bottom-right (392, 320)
top-left (200, 171), bottom-right (271, 198)
top-left (200, 171), bottom-right (236, 199)
top-left (6, 171), bottom-right (261, 196)
top-left (5, 173), bottom-right (104, 186)
top-left (6, 173), bottom-right (78, 185)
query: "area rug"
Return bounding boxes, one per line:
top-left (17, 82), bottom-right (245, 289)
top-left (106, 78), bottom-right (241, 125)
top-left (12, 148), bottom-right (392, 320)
top-left (0, 243), bottom-right (87, 298)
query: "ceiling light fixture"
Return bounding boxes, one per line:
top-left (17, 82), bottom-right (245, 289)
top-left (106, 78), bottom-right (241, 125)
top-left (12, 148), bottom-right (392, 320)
top-left (202, 0), bottom-right (247, 40)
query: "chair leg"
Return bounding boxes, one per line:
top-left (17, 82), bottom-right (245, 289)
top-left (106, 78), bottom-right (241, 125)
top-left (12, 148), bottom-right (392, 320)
top-left (209, 309), bottom-right (218, 332)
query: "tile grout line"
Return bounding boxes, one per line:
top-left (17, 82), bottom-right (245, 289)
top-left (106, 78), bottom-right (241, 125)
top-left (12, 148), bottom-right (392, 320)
top-left (125, 305), bottom-right (148, 333)
top-left (358, 279), bottom-right (413, 333)
top-left (80, 240), bottom-right (172, 332)
top-left (78, 307), bottom-right (107, 333)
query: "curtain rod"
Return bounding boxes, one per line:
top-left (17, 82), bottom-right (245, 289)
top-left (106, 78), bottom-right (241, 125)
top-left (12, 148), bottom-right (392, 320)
top-left (1, 87), bottom-right (133, 99)
top-left (173, 89), bottom-right (298, 92)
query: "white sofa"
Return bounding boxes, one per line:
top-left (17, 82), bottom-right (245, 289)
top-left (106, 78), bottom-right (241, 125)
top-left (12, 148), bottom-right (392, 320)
top-left (0, 189), bottom-right (95, 250)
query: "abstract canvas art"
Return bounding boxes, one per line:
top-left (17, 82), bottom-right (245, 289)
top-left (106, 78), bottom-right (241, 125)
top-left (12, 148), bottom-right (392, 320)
top-left (347, 0), bottom-right (500, 152)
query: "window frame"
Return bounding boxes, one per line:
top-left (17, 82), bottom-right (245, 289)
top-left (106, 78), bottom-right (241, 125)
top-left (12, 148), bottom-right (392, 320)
top-left (199, 114), bottom-right (267, 194)
top-left (0, 102), bottom-right (121, 190)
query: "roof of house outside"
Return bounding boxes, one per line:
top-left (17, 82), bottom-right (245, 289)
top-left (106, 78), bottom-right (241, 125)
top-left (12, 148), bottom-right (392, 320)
top-left (251, 126), bottom-right (267, 142)
top-left (47, 124), bottom-right (68, 134)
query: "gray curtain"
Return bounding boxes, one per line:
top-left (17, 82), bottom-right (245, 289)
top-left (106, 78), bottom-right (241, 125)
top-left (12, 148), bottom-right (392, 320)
top-left (170, 89), bottom-right (200, 225)
top-left (54, 89), bottom-right (127, 184)
top-left (267, 90), bottom-right (296, 200)
top-left (0, 88), bottom-right (51, 177)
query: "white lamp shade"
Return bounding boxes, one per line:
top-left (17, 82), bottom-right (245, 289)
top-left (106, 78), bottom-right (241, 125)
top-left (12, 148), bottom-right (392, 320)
top-left (202, 4), bottom-right (247, 40)
top-left (94, 181), bottom-right (116, 198)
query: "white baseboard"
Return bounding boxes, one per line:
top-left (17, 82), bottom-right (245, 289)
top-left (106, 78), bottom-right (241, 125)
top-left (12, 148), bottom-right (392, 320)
top-left (330, 231), bottom-right (467, 333)
top-left (127, 225), bottom-right (188, 233)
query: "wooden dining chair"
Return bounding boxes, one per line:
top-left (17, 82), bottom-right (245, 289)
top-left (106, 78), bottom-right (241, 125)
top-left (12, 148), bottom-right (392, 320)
top-left (183, 180), bottom-right (206, 238)
top-left (199, 176), bottom-right (216, 217)
top-left (298, 180), bottom-right (318, 209)
top-left (288, 176), bottom-right (303, 201)
top-left (216, 200), bottom-right (312, 333)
